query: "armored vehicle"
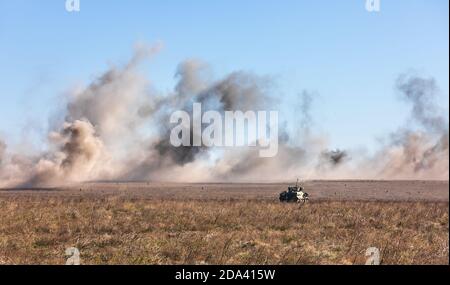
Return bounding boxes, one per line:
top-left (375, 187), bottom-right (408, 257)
top-left (279, 180), bottom-right (309, 203)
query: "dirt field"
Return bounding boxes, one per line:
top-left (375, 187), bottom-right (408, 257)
top-left (0, 180), bottom-right (448, 265)
top-left (1, 180), bottom-right (448, 201)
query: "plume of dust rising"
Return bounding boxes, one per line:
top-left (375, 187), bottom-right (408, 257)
top-left (0, 46), bottom-right (448, 188)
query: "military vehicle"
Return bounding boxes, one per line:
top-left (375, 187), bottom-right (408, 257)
top-left (279, 180), bottom-right (309, 203)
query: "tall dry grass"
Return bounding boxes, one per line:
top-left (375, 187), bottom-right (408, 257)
top-left (0, 196), bottom-right (448, 264)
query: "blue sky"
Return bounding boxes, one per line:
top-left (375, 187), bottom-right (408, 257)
top-left (0, 0), bottom-right (448, 151)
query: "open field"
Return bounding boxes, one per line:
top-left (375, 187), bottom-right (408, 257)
top-left (0, 181), bottom-right (448, 265)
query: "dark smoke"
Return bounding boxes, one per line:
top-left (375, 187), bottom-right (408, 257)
top-left (115, 59), bottom-right (276, 182)
top-left (396, 75), bottom-right (447, 132)
top-left (146, 62), bottom-right (273, 169)
top-left (197, 71), bottom-right (272, 111)
top-left (321, 149), bottom-right (348, 166)
top-left (154, 129), bottom-right (207, 166)
top-left (373, 74), bottom-right (449, 179)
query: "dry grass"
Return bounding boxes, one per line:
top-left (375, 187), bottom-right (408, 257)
top-left (0, 195), bottom-right (448, 265)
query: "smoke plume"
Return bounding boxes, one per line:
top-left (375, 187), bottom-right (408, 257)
top-left (320, 149), bottom-right (349, 167)
top-left (0, 47), bottom-right (448, 188)
top-left (370, 74), bottom-right (449, 179)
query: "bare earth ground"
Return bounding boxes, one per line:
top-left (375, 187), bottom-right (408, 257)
top-left (0, 180), bottom-right (448, 265)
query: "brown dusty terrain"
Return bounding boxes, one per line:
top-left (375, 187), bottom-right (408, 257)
top-left (1, 180), bottom-right (448, 201)
top-left (0, 180), bottom-right (448, 265)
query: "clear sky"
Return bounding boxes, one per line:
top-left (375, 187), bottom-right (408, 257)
top-left (0, 0), bottom-right (448, 151)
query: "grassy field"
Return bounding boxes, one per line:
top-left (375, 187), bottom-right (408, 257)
top-left (0, 195), bottom-right (447, 265)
